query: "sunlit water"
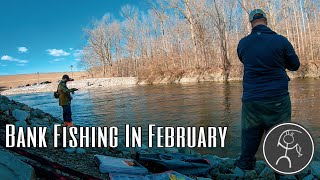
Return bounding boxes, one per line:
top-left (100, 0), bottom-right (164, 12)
top-left (8, 79), bottom-right (320, 160)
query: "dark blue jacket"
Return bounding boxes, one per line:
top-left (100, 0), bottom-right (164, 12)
top-left (237, 25), bottom-right (300, 102)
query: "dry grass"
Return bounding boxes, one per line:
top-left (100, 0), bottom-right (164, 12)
top-left (0, 72), bottom-right (88, 89)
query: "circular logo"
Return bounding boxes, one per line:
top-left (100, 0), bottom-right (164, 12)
top-left (263, 122), bottom-right (314, 175)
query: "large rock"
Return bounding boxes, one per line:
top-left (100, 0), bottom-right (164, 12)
top-left (12, 109), bottom-right (30, 121)
top-left (0, 95), bottom-right (10, 103)
top-left (179, 147), bottom-right (198, 155)
top-left (30, 109), bottom-right (44, 118)
top-left (244, 170), bottom-right (258, 180)
top-left (0, 103), bottom-right (9, 112)
top-left (278, 175), bottom-right (297, 180)
top-left (15, 121), bottom-right (27, 132)
top-left (209, 168), bottom-right (220, 178)
top-left (65, 147), bottom-right (76, 153)
top-left (217, 174), bottom-right (237, 180)
top-left (233, 166), bottom-right (245, 178)
top-left (310, 161), bottom-right (320, 179)
top-left (255, 160), bottom-right (266, 175)
top-left (259, 167), bottom-right (276, 180)
top-left (202, 155), bottom-right (222, 167)
top-left (21, 105), bottom-right (32, 111)
top-left (302, 174), bottom-right (315, 180)
top-left (221, 157), bottom-right (235, 169)
top-left (0, 150), bottom-right (35, 180)
top-left (165, 147), bottom-right (179, 153)
top-left (76, 148), bottom-right (86, 154)
top-left (297, 166), bottom-right (311, 179)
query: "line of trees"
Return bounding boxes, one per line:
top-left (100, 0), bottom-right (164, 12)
top-left (79, 0), bottom-right (320, 82)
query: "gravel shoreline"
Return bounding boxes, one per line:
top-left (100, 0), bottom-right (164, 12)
top-left (1, 77), bottom-right (138, 96)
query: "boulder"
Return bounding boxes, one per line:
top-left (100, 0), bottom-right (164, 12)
top-left (15, 121), bottom-right (27, 132)
top-left (233, 166), bottom-right (245, 178)
top-left (221, 157), bottom-right (235, 169)
top-left (259, 167), bottom-right (276, 180)
top-left (164, 147), bottom-right (179, 153)
top-left (195, 178), bottom-right (211, 180)
top-left (219, 163), bottom-right (232, 174)
top-left (302, 174), bottom-right (314, 180)
top-left (12, 109), bottom-right (30, 121)
top-left (21, 105), bottom-right (32, 111)
top-left (209, 168), bottom-right (220, 178)
top-left (279, 175), bottom-right (297, 180)
top-left (310, 161), bottom-right (320, 179)
top-left (255, 160), bottom-right (266, 175)
top-left (8, 104), bottom-right (20, 111)
top-left (297, 166), bottom-right (311, 179)
top-left (65, 147), bottom-right (76, 153)
top-left (244, 170), bottom-right (258, 180)
top-left (0, 103), bottom-right (9, 112)
top-left (76, 148), bottom-right (86, 154)
top-left (30, 109), bottom-right (43, 118)
top-left (4, 110), bottom-right (10, 116)
top-left (0, 150), bottom-right (35, 180)
top-left (0, 95), bottom-right (10, 103)
top-left (202, 155), bottom-right (222, 167)
top-left (217, 174), bottom-right (237, 180)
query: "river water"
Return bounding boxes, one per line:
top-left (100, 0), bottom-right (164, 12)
top-left (8, 79), bottom-right (320, 160)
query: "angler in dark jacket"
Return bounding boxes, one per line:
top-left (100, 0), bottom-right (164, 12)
top-left (235, 9), bottom-right (300, 170)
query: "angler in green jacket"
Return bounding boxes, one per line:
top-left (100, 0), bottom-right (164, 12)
top-left (58, 74), bottom-right (78, 126)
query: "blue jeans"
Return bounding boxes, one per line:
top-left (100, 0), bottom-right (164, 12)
top-left (235, 95), bottom-right (291, 170)
top-left (62, 104), bottom-right (72, 122)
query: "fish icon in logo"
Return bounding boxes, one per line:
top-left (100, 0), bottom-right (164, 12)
top-left (263, 123), bottom-right (314, 175)
top-left (276, 129), bottom-right (302, 168)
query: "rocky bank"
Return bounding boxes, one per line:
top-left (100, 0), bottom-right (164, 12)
top-left (0, 95), bottom-right (319, 179)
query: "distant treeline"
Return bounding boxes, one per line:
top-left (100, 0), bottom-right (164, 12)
top-left (79, 0), bottom-right (320, 83)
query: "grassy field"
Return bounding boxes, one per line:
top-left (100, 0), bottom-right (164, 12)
top-left (0, 72), bottom-right (88, 90)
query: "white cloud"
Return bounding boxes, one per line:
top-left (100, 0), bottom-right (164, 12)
top-left (1, 55), bottom-right (29, 64)
top-left (49, 58), bottom-right (65, 64)
top-left (18, 47), bottom-right (28, 53)
top-left (17, 64), bottom-right (26, 66)
top-left (1, 55), bottom-right (13, 61)
top-left (53, 58), bottom-right (64, 62)
top-left (73, 49), bottom-right (83, 61)
top-left (47, 49), bottom-right (70, 57)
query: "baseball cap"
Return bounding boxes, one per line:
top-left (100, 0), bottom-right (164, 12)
top-left (249, 9), bottom-right (267, 22)
top-left (62, 74), bottom-right (74, 81)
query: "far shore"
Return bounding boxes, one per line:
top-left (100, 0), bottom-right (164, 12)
top-left (1, 69), bottom-right (319, 96)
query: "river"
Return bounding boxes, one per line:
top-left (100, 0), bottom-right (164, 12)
top-left (8, 79), bottom-right (320, 161)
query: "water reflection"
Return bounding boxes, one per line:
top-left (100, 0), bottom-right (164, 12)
top-left (8, 79), bottom-right (320, 160)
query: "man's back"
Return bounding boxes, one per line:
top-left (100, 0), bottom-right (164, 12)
top-left (237, 25), bottom-right (300, 102)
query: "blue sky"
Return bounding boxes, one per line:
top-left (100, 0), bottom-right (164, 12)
top-left (0, 0), bottom-right (146, 75)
